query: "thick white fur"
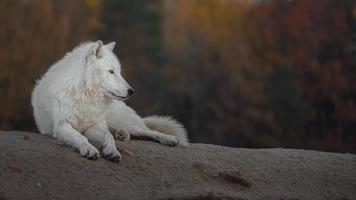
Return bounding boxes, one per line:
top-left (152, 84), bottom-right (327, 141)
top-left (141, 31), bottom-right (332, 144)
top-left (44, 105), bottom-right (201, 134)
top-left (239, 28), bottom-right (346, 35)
top-left (31, 41), bottom-right (188, 161)
top-left (144, 116), bottom-right (188, 146)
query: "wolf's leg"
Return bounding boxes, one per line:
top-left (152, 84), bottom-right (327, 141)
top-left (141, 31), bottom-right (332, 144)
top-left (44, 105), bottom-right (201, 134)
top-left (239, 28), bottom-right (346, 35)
top-left (129, 128), bottom-right (178, 146)
top-left (84, 123), bottom-right (121, 162)
top-left (54, 122), bottom-right (99, 159)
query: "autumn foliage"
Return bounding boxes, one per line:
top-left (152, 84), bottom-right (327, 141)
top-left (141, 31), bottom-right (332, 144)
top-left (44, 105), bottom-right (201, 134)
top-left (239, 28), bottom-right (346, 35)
top-left (0, 0), bottom-right (355, 152)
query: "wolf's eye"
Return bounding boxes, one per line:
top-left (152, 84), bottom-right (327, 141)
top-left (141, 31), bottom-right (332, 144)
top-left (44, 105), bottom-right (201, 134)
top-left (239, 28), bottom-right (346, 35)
top-left (108, 69), bottom-right (114, 74)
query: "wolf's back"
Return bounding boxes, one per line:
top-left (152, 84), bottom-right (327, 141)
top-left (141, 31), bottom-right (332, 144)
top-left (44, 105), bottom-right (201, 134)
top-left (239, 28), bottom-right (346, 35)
top-left (31, 79), bottom-right (53, 135)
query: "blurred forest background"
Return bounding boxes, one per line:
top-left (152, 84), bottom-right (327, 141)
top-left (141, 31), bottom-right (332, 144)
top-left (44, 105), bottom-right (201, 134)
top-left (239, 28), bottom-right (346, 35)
top-left (0, 0), bottom-right (355, 153)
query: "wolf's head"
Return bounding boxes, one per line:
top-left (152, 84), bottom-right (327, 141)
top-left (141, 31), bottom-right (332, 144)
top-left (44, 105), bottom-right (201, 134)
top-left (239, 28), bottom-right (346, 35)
top-left (85, 40), bottom-right (134, 101)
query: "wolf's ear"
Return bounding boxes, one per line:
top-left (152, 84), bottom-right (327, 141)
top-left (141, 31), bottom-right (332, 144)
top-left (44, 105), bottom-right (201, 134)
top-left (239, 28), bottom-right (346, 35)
top-left (89, 40), bottom-right (104, 59)
top-left (105, 42), bottom-right (116, 51)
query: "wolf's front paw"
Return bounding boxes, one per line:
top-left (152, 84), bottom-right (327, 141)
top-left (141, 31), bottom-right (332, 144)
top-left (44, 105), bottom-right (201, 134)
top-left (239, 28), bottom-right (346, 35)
top-left (113, 131), bottom-right (130, 141)
top-left (158, 135), bottom-right (178, 146)
top-left (102, 145), bottom-right (121, 162)
top-left (79, 143), bottom-right (99, 160)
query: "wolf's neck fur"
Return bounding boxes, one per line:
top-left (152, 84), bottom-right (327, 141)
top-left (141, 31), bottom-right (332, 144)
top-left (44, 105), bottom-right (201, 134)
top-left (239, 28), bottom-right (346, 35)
top-left (54, 43), bottom-right (112, 130)
top-left (66, 79), bottom-right (112, 132)
top-left (55, 43), bottom-right (105, 103)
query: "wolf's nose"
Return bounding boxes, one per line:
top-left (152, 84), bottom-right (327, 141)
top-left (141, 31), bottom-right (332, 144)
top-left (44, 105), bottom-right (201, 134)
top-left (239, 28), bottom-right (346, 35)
top-left (127, 88), bottom-right (135, 96)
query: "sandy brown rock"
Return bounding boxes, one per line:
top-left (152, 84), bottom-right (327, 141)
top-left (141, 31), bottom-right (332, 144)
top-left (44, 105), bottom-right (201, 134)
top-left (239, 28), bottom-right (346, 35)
top-left (0, 131), bottom-right (355, 200)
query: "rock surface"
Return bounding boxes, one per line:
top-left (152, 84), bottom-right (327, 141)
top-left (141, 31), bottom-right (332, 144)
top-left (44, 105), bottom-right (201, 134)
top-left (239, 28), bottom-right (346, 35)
top-left (0, 131), bottom-right (355, 200)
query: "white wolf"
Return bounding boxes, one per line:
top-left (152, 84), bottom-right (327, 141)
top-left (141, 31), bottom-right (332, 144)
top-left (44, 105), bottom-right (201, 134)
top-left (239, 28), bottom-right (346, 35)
top-left (31, 40), bottom-right (188, 162)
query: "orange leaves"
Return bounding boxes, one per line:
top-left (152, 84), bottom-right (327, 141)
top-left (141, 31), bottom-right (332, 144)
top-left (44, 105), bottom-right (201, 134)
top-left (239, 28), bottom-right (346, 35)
top-left (163, 0), bottom-right (355, 151)
top-left (0, 0), bottom-right (94, 130)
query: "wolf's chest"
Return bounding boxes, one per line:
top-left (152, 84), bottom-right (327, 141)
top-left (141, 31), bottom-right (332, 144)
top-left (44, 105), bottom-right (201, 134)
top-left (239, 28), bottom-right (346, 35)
top-left (69, 100), bottom-right (108, 132)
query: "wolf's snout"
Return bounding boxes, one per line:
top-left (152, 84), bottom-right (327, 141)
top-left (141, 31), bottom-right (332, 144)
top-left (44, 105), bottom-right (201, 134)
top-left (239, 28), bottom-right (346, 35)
top-left (127, 88), bottom-right (135, 96)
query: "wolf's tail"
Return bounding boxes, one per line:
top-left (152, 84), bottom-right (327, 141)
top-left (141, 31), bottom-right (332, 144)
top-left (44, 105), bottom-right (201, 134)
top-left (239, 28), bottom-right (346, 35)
top-left (144, 116), bottom-right (189, 146)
